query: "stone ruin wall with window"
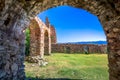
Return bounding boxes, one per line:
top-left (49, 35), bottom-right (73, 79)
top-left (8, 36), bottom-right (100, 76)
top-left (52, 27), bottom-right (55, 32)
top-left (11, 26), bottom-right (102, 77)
top-left (52, 44), bottom-right (107, 54)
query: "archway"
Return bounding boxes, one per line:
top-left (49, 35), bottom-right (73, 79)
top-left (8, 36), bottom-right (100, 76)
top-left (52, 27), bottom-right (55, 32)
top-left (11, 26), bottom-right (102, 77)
top-left (0, 0), bottom-right (120, 80)
top-left (26, 17), bottom-right (50, 63)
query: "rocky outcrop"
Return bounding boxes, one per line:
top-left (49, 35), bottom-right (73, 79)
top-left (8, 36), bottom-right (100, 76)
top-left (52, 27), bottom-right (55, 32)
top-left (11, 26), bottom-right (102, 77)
top-left (0, 0), bottom-right (120, 80)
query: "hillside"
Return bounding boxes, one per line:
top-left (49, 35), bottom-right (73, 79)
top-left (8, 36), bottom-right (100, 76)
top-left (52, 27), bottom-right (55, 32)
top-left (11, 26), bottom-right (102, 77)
top-left (58, 41), bottom-right (107, 45)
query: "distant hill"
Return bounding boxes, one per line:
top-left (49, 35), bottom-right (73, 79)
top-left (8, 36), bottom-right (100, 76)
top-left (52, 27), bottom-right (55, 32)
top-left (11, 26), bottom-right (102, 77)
top-left (58, 41), bottom-right (107, 45)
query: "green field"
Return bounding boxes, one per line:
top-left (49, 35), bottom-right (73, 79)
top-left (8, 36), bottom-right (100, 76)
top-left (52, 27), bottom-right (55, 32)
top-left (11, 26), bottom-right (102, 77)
top-left (25, 53), bottom-right (108, 80)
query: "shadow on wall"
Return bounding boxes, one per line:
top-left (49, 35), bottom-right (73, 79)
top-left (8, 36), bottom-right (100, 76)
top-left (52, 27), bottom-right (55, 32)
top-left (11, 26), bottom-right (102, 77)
top-left (26, 77), bottom-right (83, 80)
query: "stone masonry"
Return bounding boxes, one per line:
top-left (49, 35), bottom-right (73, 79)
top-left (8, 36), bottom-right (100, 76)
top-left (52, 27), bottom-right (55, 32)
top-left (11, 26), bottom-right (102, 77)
top-left (29, 16), bottom-right (56, 57)
top-left (50, 25), bottom-right (57, 44)
top-left (26, 17), bottom-right (52, 64)
top-left (0, 0), bottom-right (120, 80)
top-left (52, 44), bottom-right (107, 54)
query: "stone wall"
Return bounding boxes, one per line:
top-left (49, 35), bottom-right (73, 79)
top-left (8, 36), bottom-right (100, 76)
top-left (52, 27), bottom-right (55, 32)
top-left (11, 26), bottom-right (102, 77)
top-left (27, 17), bottom-right (51, 61)
top-left (50, 25), bottom-right (57, 44)
top-left (44, 30), bottom-right (50, 55)
top-left (52, 44), bottom-right (107, 54)
top-left (27, 17), bottom-right (56, 58)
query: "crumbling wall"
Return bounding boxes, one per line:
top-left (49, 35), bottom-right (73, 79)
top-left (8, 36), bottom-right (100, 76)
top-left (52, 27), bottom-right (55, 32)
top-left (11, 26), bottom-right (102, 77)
top-left (27, 17), bottom-right (51, 63)
top-left (29, 19), bottom-right (41, 56)
top-left (50, 25), bottom-right (57, 44)
top-left (52, 44), bottom-right (107, 54)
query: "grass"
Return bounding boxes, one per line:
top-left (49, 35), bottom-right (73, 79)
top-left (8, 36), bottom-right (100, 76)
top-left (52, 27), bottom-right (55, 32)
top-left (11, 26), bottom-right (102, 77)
top-left (25, 53), bottom-right (108, 80)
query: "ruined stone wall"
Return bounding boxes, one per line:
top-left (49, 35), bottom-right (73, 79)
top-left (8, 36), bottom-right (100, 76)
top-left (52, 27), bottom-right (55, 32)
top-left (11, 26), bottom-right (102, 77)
top-left (44, 30), bottom-right (49, 55)
top-left (29, 19), bottom-right (41, 56)
top-left (28, 17), bottom-right (51, 60)
top-left (50, 25), bottom-right (57, 44)
top-left (44, 17), bottom-right (51, 55)
top-left (27, 16), bottom-right (56, 60)
top-left (52, 44), bottom-right (107, 54)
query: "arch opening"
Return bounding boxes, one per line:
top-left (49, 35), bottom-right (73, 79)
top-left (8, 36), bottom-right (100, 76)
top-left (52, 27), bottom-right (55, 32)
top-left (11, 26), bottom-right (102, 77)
top-left (0, 0), bottom-right (120, 80)
top-left (25, 5), bottom-right (108, 80)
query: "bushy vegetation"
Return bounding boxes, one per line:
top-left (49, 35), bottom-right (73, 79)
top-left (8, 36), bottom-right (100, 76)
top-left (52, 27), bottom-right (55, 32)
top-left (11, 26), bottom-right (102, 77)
top-left (25, 53), bottom-right (108, 80)
top-left (25, 28), bottom-right (30, 56)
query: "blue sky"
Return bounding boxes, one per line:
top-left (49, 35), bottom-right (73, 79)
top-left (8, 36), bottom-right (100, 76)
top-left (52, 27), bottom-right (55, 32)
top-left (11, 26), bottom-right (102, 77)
top-left (38, 5), bottom-right (106, 43)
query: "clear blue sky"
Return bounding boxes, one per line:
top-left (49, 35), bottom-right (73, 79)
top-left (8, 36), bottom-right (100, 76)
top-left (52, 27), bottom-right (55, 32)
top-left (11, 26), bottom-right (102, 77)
top-left (38, 5), bottom-right (106, 43)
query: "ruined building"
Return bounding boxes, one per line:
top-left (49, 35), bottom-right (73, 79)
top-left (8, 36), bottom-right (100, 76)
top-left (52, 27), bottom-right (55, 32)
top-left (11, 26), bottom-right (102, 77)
top-left (26, 17), bottom-right (57, 63)
top-left (0, 0), bottom-right (120, 80)
top-left (50, 25), bottom-right (57, 44)
top-left (52, 44), bottom-right (107, 54)
top-left (46, 17), bottom-right (57, 44)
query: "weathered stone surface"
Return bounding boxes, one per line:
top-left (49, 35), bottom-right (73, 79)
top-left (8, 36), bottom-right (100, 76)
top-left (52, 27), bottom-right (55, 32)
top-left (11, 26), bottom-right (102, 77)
top-left (11, 63), bottom-right (18, 76)
top-left (0, 70), bottom-right (6, 78)
top-left (52, 44), bottom-right (107, 54)
top-left (4, 61), bottom-right (10, 74)
top-left (26, 17), bottom-right (53, 67)
top-left (29, 17), bottom-right (51, 57)
top-left (50, 25), bottom-right (57, 44)
top-left (25, 56), bottom-right (48, 66)
top-left (0, 0), bottom-right (120, 80)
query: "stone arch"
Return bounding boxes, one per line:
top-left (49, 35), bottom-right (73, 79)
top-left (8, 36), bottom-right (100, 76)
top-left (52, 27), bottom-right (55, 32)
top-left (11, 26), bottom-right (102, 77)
top-left (26, 17), bottom-right (48, 63)
top-left (29, 18), bottom-right (41, 56)
top-left (0, 0), bottom-right (120, 80)
top-left (50, 25), bottom-right (57, 44)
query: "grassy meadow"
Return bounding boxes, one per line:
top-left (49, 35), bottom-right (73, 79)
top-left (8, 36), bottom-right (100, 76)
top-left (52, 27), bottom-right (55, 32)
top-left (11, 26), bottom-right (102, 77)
top-left (25, 53), bottom-right (108, 80)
